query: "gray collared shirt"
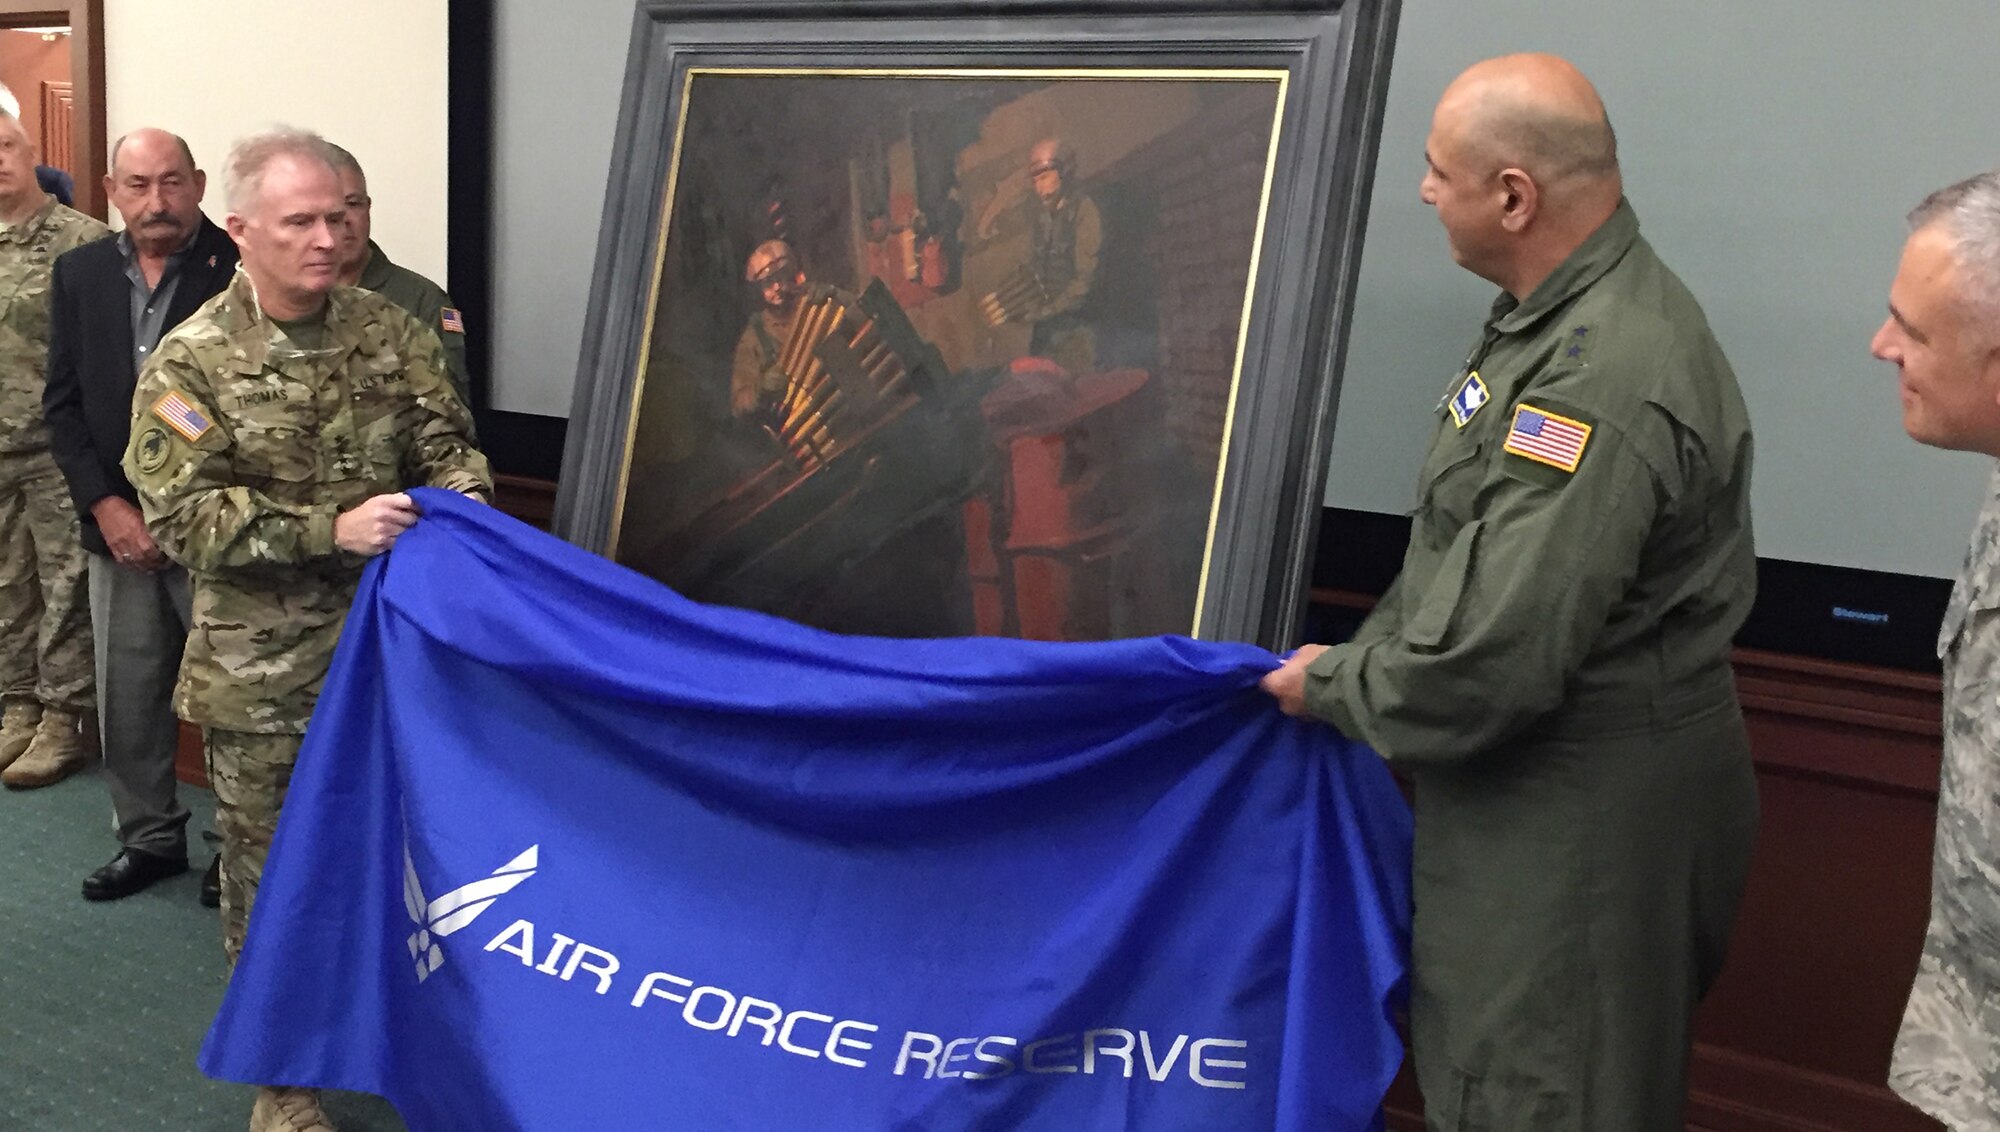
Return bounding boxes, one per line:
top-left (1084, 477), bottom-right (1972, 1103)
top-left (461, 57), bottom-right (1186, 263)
top-left (119, 227), bottom-right (198, 371)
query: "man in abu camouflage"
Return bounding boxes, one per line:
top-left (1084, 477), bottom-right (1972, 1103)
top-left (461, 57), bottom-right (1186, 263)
top-left (0, 109), bottom-right (109, 790)
top-left (123, 126), bottom-right (488, 1132)
top-left (1872, 170), bottom-right (2000, 1131)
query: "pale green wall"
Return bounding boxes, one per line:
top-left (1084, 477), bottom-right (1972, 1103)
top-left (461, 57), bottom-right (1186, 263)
top-left (1330, 0), bottom-right (2000, 578)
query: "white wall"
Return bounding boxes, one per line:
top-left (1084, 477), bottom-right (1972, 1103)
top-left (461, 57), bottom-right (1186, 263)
top-left (488, 0), bottom-right (635, 417)
top-left (1333, 0), bottom-right (2000, 578)
top-left (102, 0), bottom-right (448, 282)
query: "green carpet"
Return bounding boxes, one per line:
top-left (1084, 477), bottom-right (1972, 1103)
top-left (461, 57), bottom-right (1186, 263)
top-left (0, 772), bottom-right (405, 1131)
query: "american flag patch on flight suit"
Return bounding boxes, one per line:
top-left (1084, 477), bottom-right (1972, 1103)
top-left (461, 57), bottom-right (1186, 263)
top-left (1502, 404), bottom-right (1591, 472)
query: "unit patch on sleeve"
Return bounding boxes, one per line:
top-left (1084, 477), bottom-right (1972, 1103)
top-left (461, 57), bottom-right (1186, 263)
top-left (1448, 370), bottom-right (1490, 428)
top-left (151, 391), bottom-right (213, 444)
top-left (133, 426), bottom-right (172, 474)
top-left (1502, 403), bottom-right (1591, 473)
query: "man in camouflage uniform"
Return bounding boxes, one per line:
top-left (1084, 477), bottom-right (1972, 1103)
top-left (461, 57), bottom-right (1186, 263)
top-left (124, 127), bottom-right (488, 1132)
top-left (729, 239), bottom-right (852, 420)
top-left (325, 143), bottom-right (473, 415)
top-left (1871, 170), bottom-right (2000, 1130)
top-left (0, 109), bottom-right (109, 789)
top-left (1262, 56), bottom-right (1758, 1129)
top-left (977, 138), bottom-right (1102, 374)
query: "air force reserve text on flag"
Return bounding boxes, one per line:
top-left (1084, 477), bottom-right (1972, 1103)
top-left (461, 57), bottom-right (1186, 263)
top-left (199, 489), bottom-right (1413, 1131)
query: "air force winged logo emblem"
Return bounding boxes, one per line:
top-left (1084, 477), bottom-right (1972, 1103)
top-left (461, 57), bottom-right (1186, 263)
top-left (404, 844), bottom-right (539, 982)
top-left (1448, 371), bottom-right (1491, 429)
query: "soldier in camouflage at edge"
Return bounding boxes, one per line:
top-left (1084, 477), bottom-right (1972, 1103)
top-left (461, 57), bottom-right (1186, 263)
top-left (1871, 170), bottom-right (2000, 1130)
top-left (0, 109), bottom-right (109, 789)
top-left (123, 127), bottom-right (488, 1132)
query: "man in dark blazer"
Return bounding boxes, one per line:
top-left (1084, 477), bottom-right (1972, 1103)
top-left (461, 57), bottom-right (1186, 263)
top-left (44, 128), bottom-right (237, 902)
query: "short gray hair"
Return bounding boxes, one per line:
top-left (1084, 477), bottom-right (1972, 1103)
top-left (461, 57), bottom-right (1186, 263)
top-left (222, 126), bottom-right (335, 214)
top-left (323, 141), bottom-right (363, 183)
top-left (1910, 171), bottom-right (2000, 319)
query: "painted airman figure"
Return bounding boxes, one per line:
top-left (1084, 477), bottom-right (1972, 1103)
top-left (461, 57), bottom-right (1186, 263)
top-left (729, 239), bottom-right (851, 420)
top-left (978, 138), bottom-right (1102, 374)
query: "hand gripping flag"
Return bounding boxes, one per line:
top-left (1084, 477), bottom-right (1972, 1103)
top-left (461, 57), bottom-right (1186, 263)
top-left (201, 488), bottom-right (1412, 1132)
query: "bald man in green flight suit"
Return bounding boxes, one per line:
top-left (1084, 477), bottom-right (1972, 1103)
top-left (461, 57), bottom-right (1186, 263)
top-left (1262, 55), bottom-right (1759, 1130)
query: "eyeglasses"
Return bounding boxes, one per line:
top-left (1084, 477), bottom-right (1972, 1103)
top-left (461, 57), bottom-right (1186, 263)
top-left (750, 259), bottom-right (797, 287)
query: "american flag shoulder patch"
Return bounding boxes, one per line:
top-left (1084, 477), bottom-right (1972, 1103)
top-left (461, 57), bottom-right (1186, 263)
top-left (439, 307), bottom-right (465, 334)
top-left (1502, 403), bottom-right (1592, 473)
top-left (151, 391), bottom-right (213, 443)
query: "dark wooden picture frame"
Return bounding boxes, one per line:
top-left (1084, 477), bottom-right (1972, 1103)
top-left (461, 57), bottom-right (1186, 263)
top-left (556, 0), bottom-right (1398, 650)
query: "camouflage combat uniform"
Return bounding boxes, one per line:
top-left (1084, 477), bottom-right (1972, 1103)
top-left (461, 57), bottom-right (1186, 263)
top-left (0, 196), bottom-right (109, 715)
top-left (1890, 465), bottom-right (2000, 1128)
top-left (123, 270), bottom-right (489, 960)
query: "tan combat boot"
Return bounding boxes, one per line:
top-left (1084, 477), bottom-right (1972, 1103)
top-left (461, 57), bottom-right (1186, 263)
top-left (249, 1086), bottom-right (337, 1131)
top-left (0, 706), bottom-right (87, 789)
top-left (0, 698), bottom-right (41, 774)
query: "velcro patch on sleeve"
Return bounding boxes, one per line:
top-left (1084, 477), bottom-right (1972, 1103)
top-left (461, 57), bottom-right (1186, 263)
top-left (1502, 403), bottom-right (1591, 473)
top-left (440, 307), bottom-right (465, 335)
top-left (151, 391), bottom-right (213, 444)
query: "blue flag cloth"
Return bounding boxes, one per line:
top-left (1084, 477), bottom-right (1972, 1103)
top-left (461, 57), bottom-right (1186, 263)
top-left (200, 488), bottom-right (1412, 1131)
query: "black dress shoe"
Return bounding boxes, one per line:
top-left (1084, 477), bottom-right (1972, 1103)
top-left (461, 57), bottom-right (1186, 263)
top-left (199, 854), bottom-right (221, 908)
top-left (81, 849), bottom-right (189, 902)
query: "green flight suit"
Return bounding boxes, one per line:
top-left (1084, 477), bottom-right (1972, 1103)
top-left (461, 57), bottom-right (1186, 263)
top-left (1302, 201), bottom-right (1759, 1131)
top-left (356, 239), bottom-right (472, 413)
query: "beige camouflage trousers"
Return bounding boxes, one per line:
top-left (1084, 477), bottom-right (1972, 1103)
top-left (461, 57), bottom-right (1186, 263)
top-left (0, 451), bottom-right (92, 712)
top-left (204, 728), bottom-right (305, 964)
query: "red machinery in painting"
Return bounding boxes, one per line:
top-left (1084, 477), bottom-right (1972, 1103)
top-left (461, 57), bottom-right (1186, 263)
top-left (969, 360), bottom-right (1165, 640)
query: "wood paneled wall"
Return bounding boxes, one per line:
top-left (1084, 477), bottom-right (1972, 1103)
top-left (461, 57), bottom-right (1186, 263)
top-left (1309, 582), bottom-right (1948, 1130)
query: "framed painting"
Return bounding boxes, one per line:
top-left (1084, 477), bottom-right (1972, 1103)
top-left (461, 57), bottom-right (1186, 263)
top-left (556, 0), bottom-right (1399, 649)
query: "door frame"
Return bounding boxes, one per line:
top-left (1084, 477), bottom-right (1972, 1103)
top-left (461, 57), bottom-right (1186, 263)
top-left (0, 0), bottom-right (103, 218)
